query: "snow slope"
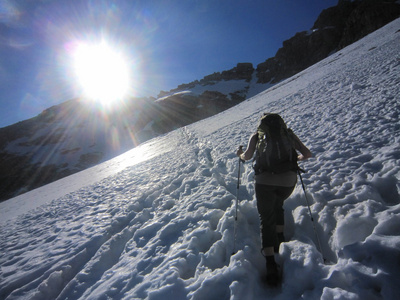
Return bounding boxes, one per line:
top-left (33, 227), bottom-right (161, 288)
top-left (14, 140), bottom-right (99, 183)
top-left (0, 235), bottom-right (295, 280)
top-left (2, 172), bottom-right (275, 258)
top-left (1, 18), bottom-right (400, 300)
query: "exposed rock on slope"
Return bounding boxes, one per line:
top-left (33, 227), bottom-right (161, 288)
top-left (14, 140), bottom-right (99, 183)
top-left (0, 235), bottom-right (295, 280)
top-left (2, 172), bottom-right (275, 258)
top-left (256, 0), bottom-right (400, 83)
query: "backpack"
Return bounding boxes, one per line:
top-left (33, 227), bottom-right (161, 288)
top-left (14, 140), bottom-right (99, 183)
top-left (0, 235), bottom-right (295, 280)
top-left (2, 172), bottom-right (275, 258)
top-left (253, 113), bottom-right (298, 174)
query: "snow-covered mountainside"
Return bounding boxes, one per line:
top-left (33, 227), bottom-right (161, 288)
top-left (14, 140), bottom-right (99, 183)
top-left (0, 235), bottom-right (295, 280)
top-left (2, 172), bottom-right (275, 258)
top-left (1, 18), bottom-right (399, 300)
top-left (2, 0), bottom-right (399, 202)
top-left (0, 65), bottom-right (272, 202)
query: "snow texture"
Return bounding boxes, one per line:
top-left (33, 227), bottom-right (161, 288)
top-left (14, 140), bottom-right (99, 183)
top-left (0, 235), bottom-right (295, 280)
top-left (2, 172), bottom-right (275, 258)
top-left (1, 18), bottom-right (400, 300)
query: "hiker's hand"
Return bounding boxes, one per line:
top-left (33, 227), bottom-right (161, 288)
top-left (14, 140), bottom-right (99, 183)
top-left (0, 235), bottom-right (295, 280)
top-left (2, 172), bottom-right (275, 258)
top-left (236, 145), bottom-right (243, 157)
top-left (298, 154), bottom-right (307, 161)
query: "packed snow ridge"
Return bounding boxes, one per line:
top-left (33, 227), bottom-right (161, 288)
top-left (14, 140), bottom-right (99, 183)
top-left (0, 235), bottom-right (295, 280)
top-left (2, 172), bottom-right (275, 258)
top-left (1, 18), bottom-right (400, 300)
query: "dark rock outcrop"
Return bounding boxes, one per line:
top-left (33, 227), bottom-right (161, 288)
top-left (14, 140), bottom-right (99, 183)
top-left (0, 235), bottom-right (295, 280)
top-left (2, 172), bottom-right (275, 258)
top-left (256, 0), bottom-right (400, 83)
top-left (338, 0), bottom-right (400, 48)
top-left (221, 63), bottom-right (254, 81)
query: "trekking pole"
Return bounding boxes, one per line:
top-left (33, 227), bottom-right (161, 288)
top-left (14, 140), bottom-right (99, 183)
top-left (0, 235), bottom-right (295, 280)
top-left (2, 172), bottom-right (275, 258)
top-left (232, 147), bottom-right (243, 255)
top-left (297, 169), bottom-right (325, 260)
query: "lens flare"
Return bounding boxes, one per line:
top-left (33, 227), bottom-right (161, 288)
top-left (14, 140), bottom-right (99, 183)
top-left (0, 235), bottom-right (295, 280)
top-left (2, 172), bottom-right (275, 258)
top-left (72, 40), bottom-right (131, 106)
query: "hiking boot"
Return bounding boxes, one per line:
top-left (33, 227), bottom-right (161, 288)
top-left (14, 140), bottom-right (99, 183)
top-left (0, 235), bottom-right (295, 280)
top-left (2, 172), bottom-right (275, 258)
top-left (266, 256), bottom-right (280, 286)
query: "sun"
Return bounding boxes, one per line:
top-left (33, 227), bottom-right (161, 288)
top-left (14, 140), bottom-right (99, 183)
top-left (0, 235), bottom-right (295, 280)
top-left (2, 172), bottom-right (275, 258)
top-left (72, 41), bottom-right (131, 106)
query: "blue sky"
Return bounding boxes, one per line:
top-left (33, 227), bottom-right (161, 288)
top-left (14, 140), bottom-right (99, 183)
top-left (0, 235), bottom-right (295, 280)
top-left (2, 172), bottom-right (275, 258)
top-left (0, 0), bottom-right (338, 128)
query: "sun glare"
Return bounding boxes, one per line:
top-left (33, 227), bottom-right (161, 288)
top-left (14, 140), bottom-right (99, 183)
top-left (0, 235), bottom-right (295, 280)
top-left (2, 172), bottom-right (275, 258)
top-left (72, 41), bottom-right (131, 106)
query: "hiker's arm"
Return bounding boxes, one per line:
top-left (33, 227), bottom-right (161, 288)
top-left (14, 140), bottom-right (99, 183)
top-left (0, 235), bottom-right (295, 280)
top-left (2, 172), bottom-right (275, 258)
top-left (293, 134), bottom-right (312, 161)
top-left (236, 133), bottom-right (257, 161)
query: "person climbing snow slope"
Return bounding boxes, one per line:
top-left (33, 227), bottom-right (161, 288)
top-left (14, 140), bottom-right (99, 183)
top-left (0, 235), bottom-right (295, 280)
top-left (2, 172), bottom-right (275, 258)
top-left (236, 113), bottom-right (312, 286)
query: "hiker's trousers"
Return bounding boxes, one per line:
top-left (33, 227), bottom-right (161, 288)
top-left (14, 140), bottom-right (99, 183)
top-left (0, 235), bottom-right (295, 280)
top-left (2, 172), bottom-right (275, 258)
top-left (255, 184), bottom-right (295, 249)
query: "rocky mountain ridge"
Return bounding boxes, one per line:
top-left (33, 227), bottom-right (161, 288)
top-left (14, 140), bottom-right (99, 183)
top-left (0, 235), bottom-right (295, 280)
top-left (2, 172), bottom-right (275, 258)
top-left (1, 0), bottom-right (399, 201)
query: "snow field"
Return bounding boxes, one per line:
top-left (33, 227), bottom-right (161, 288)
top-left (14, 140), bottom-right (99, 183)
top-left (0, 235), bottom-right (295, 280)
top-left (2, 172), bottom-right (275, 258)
top-left (1, 18), bottom-right (400, 300)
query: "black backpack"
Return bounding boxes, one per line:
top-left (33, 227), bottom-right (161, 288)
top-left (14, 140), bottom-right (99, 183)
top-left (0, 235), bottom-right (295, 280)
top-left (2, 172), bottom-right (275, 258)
top-left (253, 113), bottom-right (298, 174)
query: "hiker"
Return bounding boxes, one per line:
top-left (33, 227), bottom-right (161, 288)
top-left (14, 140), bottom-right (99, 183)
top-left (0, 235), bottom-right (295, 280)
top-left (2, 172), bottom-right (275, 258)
top-left (236, 113), bottom-right (312, 286)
